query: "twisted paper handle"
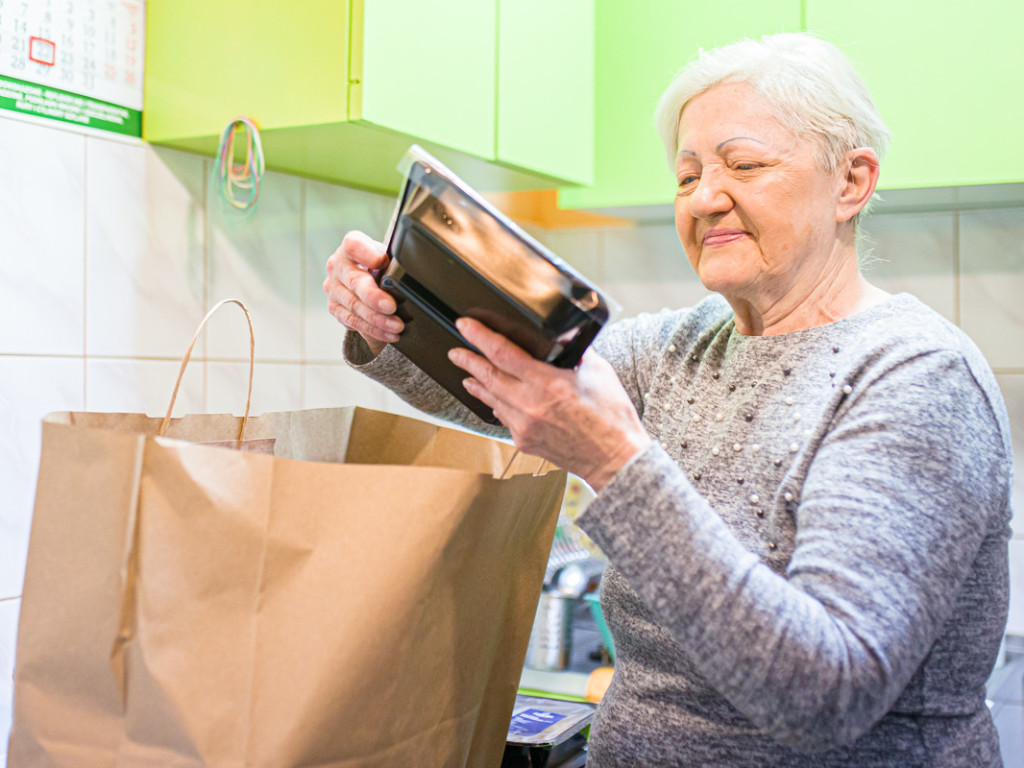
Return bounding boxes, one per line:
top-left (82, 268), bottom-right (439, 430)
top-left (158, 298), bottom-right (254, 441)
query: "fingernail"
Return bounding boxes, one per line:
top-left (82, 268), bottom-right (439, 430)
top-left (447, 349), bottom-right (461, 364)
top-left (385, 317), bottom-right (403, 332)
top-left (455, 318), bottom-right (468, 333)
top-left (377, 296), bottom-right (394, 312)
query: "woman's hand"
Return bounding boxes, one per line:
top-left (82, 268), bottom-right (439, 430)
top-left (323, 231), bottom-right (404, 356)
top-left (449, 318), bottom-right (651, 491)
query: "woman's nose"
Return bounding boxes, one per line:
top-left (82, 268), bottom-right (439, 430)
top-left (688, 172), bottom-right (733, 219)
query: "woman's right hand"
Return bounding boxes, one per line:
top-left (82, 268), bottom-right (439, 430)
top-left (323, 231), bottom-right (404, 357)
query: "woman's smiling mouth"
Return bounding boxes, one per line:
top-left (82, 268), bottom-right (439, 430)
top-left (703, 228), bottom-right (750, 246)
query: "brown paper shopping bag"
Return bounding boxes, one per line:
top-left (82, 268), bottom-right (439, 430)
top-left (9, 300), bottom-right (566, 767)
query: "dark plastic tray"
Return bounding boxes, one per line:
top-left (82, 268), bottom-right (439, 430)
top-left (379, 147), bottom-right (613, 423)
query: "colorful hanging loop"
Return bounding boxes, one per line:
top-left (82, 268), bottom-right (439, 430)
top-left (213, 116), bottom-right (265, 211)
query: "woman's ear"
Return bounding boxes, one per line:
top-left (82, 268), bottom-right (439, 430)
top-left (835, 147), bottom-right (880, 223)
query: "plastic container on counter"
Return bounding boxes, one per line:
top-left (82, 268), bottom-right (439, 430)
top-left (501, 694), bottom-right (595, 768)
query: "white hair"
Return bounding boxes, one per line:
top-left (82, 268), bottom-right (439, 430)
top-left (655, 32), bottom-right (891, 197)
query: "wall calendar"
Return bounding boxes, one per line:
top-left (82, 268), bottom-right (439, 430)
top-left (0, 0), bottom-right (144, 136)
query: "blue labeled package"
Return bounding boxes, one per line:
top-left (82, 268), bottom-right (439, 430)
top-left (505, 695), bottom-right (595, 747)
top-left (509, 709), bottom-right (568, 738)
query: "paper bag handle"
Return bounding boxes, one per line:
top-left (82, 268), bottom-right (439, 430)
top-left (159, 298), bottom-right (255, 440)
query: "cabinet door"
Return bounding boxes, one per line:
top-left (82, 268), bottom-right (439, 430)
top-left (559, 0), bottom-right (802, 210)
top-left (354, 0), bottom-right (496, 161)
top-left (497, 0), bottom-right (595, 185)
top-left (806, 0), bottom-right (1024, 189)
top-left (144, 0), bottom-right (350, 143)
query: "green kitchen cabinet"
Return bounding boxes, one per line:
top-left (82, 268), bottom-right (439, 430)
top-left (559, 0), bottom-right (1024, 211)
top-left (805, 0), bottom-right (1024, 189)
top-left (353, 0), bottom-right (495, 163)
top-left (559, 0), bottom-right (802, 211)
top-left (497, 0), bottom-right (595, 186)
top-left (144, 0), bottom-right (594, 193)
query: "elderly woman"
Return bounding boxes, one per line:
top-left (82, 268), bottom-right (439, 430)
top-left (324, 33), bottom-right (1012, 767)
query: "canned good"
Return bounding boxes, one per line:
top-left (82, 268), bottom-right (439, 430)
top-left (525, 591), bottom-right (575, 671)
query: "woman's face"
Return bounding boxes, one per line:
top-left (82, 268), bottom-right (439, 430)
top-left (674, 82), bottom-right (844, 303)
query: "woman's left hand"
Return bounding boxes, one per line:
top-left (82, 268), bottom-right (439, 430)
top-left (449, 317), bottom-right (651, 491)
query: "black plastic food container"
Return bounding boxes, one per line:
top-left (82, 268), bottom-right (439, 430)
top-left (379, 146), bottom-right (614, 425)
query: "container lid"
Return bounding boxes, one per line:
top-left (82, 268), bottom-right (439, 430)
top-left (384, 145), bottom-right (618, 334)
top-left (505, 694), bottom-right (596, 747)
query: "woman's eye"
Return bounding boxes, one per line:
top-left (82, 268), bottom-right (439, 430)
top-left (733, 162), bottom-right (762, 172)
top-left (677, 174), bottom-right (699, 187)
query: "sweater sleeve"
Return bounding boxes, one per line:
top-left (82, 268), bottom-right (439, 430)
top-left (341, 330), bottom-right (509, 437)
top-left (576, 349), bottom-right (1012, 752)
top-left (342, 308), bottom-right (683, 437)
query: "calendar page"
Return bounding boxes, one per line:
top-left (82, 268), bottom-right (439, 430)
top-left (0, 0), bottom-right (144, 136)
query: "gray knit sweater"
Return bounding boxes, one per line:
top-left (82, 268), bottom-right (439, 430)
top-left (343, 292), bottom-right (1013, 767)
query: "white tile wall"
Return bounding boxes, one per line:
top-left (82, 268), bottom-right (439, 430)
top-left (304, 363), bottom-right (391, 412)
top-left (85, 140), bottom-right (206, 359)
top-left (85, 358), bottom-right (204, 418)
top-left (1011, 540), bottom-right (1024, 644)
top-left (960, 209), bottom-right (1024, 369)
top-left (0, 119), bottom-right (85, 356)
top-left (206, 361), bottom-right (303, 416)
top-left (544, 227), bottom-right (605, 286)
top-left (997, 375), bottom-right (1024, 537)
top-left (3, 110), bottom-right (1024, 760)
top-left (859, 211), bottom-right (957, 322)
top-left (603, 222), bottom-right (710, 317)
top-left (1005, 393), bottom-right (1024, 635)
top-left (206, 170), bottom-right (304, 362)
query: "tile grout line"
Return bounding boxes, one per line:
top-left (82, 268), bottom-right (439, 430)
top-left (82, 137), bottom-right (89, 409)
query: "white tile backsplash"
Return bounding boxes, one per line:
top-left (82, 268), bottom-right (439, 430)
top-left (602, 222), bottom-right (709, 317)
top-left (206, 361), bottom-right (303, 417)
top-left (603, 222), bottom-right (692, 283)
top-left (960, 209), bottom-right (1024, 369)
top-left (1009, 539), bottom-right (1024, 637)
top-left (0, 357), bottom-right (84, 600)
top-left (86, 358), bottom-right (204, 418)
top-left (996, 374), bottom-right (1024, 538)
top-left (207, 170), bottom-right (304, 361)
top-left (304, 363), bottom-right (391, 412)
top-left (85, 140), bottom-right (206, 358)
top-left (859, 211), bottom-right (957, 322)
top-left (0, 117), bottom-right (85, 356)
top-left (543, 228), bottom-right (605, 286)
top-left (381, 390), bottom-right (455, 430)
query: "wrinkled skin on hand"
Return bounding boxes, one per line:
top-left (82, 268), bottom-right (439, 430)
top-left (323, 230), bottom-right (403, 356)
top-left (449, 317), bottom-right (651, 491)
